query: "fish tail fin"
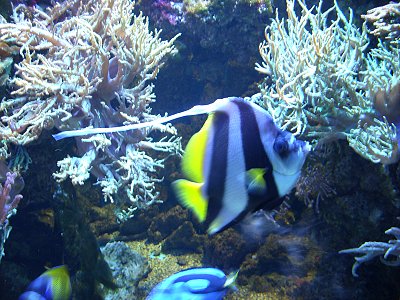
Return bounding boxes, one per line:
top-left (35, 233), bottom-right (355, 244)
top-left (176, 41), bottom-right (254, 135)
top-left (224, 269), bottom-right (239, 290)
top-left (172, 179), bottom-right (207, 222)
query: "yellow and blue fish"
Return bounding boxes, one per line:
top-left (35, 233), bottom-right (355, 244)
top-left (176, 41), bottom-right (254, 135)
top-left (19, 265), bottom-right (71, 300)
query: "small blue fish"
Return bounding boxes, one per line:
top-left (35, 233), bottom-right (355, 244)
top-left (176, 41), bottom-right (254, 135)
top-left (19, 265), bottom-right (72, 300)
top-left (147, 267), bottom-right (238, 300)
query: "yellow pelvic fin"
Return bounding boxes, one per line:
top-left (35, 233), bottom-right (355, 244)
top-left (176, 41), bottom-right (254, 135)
top-left (207, 221), bottom-right (222, 236)
top-left (246, 168), bottom-right (266, 195)
top-left (181, 114), bottom-right (214, 183)
top-left (172, 179), bottom-right (208, 222)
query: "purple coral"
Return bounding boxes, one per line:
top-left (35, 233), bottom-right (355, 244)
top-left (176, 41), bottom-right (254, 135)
top-left (152, 0), bottom-right (185, 25)
top-left (0, 172), bottom-right (23, 225)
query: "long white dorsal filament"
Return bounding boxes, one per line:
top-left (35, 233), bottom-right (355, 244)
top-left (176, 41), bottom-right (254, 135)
top-left (52, 98), bottom-right (231, 141)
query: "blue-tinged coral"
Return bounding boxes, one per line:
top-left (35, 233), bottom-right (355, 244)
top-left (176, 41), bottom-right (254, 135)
top-left (0, 0), bottom-right (182, 215)
top-left (361, 2), bottom-right (400, 42)
top-left (256, 0), bottom-right (400, 164)
top-left (340, 227), bottom-right (400, 277)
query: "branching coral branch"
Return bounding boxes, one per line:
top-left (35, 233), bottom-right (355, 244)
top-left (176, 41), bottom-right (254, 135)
top-left (340, 227), bottom-right (400, 277)
top-left (347, 118), bottom-right (399, 164)
top-left (256, 0), bottom-right (369, 137)
top-left (362, 2), bottom-right (400, 42)
top-left (0, 0), bottom-right (182, 213)
top-left (256, 0), bottom-right (400, 163)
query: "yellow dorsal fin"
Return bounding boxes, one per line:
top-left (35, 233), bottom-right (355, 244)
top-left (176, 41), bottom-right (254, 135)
top-left (172, 179), bottom-right (208, 222)
top-left (181, 114), bottom-right (214, 183)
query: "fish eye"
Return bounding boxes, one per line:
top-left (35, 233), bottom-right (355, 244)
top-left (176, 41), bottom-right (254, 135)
top-left (273, 134), bottom-right (290, 157)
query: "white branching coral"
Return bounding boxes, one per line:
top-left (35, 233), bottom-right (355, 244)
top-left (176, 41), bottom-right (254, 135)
top-left (256, 0), bottom-right (400, 163)
top-left (0, 0), bottom-right (182, 213)
top-left (361, 2), bottom-right (400, 42)
top-left (0, 0), bottom-right (180, 142)
top-left (256, 0), bottom-right (369, 136)
top-left (348, 117), bottom-right (399, 164)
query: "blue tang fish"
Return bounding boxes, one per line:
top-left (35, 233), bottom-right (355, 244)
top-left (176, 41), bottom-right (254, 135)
top-left (173, 97), bottom-right (310, 234)
top-left (147, 267), bottom-right (238, 300)
top-left (19, 265), bottom-right (71, 300)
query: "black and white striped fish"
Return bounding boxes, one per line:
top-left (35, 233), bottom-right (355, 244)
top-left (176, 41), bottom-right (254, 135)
top-left (52, 96), bottom-right (310, 236)
top-left (173, 97), bottom-right (310, 235)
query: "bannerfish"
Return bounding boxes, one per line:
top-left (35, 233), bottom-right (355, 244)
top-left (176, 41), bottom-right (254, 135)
top-left (147, 267), bottom-right (238, 300)
top-left (172, 97), bottom-right (310, 235)
top-left (19, 265), bottom-right (71, 300)
top-left (51, 97), bottom-right (309, 235)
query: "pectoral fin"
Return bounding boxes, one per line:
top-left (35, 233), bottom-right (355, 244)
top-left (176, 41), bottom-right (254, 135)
top-left (246, 168), bottom-right (267, 196)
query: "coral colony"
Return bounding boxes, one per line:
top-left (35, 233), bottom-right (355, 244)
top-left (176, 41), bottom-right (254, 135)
top-left (254, 0), bottom-right (400, 276)
top-left (255, 0), bottom-right (400, 164)
top-left (0, 0), bottom-right (399, 289)
top-left (256, 1), bottom-right (400, 276)
top-left (0, 0), bottom-right (182, 218)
